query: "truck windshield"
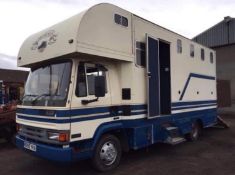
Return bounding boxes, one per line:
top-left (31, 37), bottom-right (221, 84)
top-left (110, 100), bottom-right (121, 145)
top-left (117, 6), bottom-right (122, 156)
top-left (22, 61), bottom-right (71, 107)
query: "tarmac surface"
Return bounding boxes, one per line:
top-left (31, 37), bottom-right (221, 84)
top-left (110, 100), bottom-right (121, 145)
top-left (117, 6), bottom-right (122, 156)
top-left (0, 115), bottom-right (235, 175)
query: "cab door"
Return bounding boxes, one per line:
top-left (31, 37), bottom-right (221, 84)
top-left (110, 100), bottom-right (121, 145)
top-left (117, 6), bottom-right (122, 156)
top-left (70, 61), bottom-right (112, 141)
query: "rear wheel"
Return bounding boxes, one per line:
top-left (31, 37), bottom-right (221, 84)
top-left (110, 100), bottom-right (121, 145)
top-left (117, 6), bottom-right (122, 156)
top-left (186, 121), bottom-right (201, 141)
top-left (92, 134), bottom-right (121, 172)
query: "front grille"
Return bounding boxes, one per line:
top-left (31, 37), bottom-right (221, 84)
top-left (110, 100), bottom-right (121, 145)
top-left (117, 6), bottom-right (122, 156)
top-left (19, 125), bottom-right (48, 143)
top-left (18, 125), bottom-right (67, 145)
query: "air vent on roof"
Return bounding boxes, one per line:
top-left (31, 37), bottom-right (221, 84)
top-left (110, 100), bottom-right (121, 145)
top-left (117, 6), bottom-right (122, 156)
top-left (114, 14), bottom-right (128, 27)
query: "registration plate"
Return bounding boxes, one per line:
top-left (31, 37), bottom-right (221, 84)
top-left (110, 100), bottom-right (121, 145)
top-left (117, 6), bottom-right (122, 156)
top-left (24, 141), bottom-right (37, 152)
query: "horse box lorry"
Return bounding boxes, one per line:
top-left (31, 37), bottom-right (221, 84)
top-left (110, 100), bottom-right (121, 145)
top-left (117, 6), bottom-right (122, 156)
top-left (16, 3), bottom-right (217, 171)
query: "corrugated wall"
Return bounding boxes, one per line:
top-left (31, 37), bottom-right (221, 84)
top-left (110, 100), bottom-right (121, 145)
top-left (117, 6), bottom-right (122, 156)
top-left (230, 20), bottom-right (235, 44)
top-left (193, 18), bottom-right (235, 47)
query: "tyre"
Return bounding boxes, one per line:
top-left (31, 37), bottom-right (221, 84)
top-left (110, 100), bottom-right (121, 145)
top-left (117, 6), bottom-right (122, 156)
top-left (92, 134), bottom-right (122, 172)
top-left (186, 121), bottom-right (201, 141)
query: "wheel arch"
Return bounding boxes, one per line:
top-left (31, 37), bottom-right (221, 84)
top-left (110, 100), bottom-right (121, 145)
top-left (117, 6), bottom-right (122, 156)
top-left (92, 122), bottom-right (129, 152)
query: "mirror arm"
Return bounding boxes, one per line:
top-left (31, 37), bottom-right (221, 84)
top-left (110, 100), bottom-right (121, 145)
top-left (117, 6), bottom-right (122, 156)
top-left (81, 97), bottom-right (99, 105)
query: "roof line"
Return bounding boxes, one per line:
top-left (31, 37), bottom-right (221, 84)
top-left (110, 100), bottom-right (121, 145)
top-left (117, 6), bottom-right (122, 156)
top-left (192, 17), bottom-right (235, 39)
top-left (133, 14), bottom-right (214, 50)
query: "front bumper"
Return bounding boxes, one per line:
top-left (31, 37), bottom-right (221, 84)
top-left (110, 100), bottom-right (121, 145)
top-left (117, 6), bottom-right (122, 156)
top-left (15, 135), bottom-right (91, 162)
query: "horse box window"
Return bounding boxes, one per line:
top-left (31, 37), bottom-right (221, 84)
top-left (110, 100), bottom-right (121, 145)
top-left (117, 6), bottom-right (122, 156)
top-left (201, 48), bottom-right (205, 61)
top-left (210, 52), bottom-right (214, 63)
top-left (114, 14), bottom-right (128, 27)
top-left (136, 41), bottom-right (146, 67)
top-left (190, 44), bottom-right (194, 57)
top-left (177, 39), bottom-right (182, 53)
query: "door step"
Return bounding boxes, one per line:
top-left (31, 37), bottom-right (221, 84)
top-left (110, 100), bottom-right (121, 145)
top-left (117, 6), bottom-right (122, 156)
top-left (165, 126), bottom-right (180, 138)
top-left (165, 137), bottom-right (186, 145)
top-left (165, 126), bottom-right (178, 131)
top-left (164, 126), bottom-right (185, 145)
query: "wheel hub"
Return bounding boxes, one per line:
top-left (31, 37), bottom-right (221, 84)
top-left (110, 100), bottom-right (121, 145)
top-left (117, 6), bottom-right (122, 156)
top-left (100, 141), bottom-right (117, 166)
top-left (192, 123), bottom-right (199, 138)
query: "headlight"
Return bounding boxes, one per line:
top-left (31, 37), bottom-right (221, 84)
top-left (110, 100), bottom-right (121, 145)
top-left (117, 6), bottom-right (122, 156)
top-left (48, 132), bottom-right (69, 142)
top-left (16, 124), bottom-right (23, 132)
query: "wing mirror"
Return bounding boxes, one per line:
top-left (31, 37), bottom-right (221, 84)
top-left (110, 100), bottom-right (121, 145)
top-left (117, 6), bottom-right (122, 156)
top-left (95, 76), bottom-right (105, 97)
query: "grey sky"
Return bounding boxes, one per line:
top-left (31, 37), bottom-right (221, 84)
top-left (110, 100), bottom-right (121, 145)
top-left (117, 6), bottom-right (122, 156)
top-left (0, 0), bottom-right (235, 69)
top-left (0, 53), bottom-right (28, 70)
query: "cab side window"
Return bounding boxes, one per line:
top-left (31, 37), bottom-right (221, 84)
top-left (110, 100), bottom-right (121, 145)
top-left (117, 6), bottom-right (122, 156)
top-left (86, 66), bottom-right (107, 95)
top-left (75, 63), bottom-right (87, 97)
top-left (76, 63), bottom-right (107, 97)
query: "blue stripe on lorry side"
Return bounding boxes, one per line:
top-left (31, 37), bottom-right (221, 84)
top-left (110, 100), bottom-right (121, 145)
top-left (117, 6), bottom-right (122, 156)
top-left (16, 101), bottom-right (216, 124)
top-left (16, 104), bottom-right (147, 118)
top-left (172, 103), bottom-right (217, 110)
top-left (17, 106), bottom-right (110, 117)
top-left (172, 100), bottom-right (217, 107)
top-left (17, 106), bottom-right (216, 124)
top-left (17, 101), bottom-right (216, 118)
top-left (17, 111), bottom-right (147, 124)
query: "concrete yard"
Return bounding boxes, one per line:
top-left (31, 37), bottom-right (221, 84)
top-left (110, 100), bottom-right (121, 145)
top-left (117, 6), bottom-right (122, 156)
top-left (0, 115), bottom-right (235, 175)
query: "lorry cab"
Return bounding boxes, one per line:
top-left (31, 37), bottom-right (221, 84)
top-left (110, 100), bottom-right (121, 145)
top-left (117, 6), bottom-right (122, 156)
top-left (16, 3), bottom-right (217, 172)
top-left (19, 56), bottom-right (116, 135)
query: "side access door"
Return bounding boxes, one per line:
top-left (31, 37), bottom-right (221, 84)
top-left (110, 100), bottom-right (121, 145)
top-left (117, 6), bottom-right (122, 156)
top-left (146, 35), bottom-right (171, 118)
top-left (146, 35), bottom-right (160, 118)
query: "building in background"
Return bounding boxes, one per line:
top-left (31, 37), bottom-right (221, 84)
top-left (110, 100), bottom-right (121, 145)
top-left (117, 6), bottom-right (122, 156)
top-left (193, 16), bottom-right (235, 114)
top-left (0, 69), bottom-right (28, 105)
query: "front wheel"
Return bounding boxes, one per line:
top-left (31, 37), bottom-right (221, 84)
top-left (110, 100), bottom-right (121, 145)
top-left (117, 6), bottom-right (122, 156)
top-left (92, 134), bottom-right (121, 172)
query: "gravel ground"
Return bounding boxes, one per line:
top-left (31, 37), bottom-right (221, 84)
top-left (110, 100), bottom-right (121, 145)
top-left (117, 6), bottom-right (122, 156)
top-left (0, 115), bottom-right (235, 175)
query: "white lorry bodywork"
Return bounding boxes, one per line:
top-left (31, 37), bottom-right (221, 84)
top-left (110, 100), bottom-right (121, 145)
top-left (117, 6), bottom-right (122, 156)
top-left (16, 3), bottom-right (217, 171)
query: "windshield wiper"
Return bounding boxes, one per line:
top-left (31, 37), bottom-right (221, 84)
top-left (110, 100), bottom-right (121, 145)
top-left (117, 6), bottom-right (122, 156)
top-left (31, 93), bottom-right (51, 105)
top-left (21, 94), bottom-right (36, 101)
